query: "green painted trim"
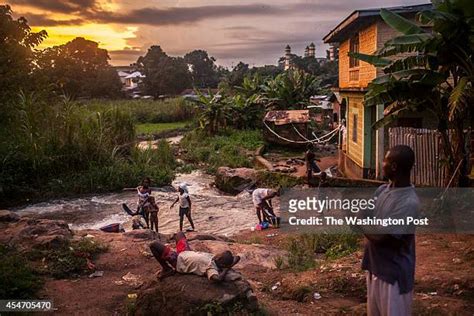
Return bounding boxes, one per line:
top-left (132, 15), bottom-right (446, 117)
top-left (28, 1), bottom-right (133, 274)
top-left (363, 106), bottom-right (372, 168)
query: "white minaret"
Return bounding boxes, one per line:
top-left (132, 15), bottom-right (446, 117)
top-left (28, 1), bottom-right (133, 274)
top-left (308, 42), bottom-right (315, 58)
top-left (304, 46), bottom-right (309, 58)
top-left (284, 44), bottom-right (291, 70)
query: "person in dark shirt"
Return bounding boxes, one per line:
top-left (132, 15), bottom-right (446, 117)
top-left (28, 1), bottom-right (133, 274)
top-left (305, 145), bottom-right (321, 183)
top-left (362, 145), bottom-right (420, 316)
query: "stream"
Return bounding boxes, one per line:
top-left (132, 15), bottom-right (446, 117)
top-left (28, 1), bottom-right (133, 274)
top-left (11, 170), bottom-right (258, 236)
top-left (9, 134), bottom-right (280, 236)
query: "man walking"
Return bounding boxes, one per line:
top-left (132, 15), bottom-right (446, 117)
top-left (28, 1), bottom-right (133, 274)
top-left (362, 145), bottom-right (420, 316)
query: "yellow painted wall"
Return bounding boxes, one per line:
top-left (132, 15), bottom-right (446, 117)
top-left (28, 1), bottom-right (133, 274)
top-left (344, 92), bottom-right (365, 167)
top-left (339, 23), bottom-right (378, 89)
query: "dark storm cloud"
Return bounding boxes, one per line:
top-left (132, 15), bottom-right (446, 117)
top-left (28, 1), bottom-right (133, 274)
top-left (86, 4), bottom-right (281, 26)
top-left (109, 48), bottom-right (144, 57)
top-left (24, 13), bottom-right (85, 26)
top-left (9, 0), bottom-right (97, 13)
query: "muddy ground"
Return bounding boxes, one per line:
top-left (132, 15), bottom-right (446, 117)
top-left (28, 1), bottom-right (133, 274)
top-left (34, 229), bottom-right (474, 315)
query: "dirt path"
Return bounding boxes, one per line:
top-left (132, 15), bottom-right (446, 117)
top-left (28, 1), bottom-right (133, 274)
top-left (38, 230), bottom-right (473, 315)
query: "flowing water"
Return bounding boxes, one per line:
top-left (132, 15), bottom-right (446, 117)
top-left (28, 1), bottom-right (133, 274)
top-left (11, 170), bottom-right (258, 236)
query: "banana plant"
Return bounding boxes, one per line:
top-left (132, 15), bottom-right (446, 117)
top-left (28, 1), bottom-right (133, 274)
top-left (194, 89), bottom-right (229, 135)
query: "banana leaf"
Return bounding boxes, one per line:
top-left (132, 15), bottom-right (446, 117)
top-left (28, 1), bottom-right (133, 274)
top-left (380, 8), bottom-right (426, 35)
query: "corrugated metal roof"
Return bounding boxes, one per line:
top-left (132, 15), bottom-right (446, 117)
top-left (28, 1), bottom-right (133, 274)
top-left (264, 110), bottom-right (310, 126)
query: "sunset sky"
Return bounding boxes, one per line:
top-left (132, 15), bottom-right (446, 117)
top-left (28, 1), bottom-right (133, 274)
top-left (8, 0), bottom-right (428, 67)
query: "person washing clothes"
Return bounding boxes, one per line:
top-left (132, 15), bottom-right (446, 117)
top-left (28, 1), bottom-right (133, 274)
top-left (170, 183), bottom-right (195, 232)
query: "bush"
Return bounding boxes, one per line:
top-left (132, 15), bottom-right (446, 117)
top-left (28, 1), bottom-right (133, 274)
top-left (0, 244), bottom-right (43, 299)
top-left (35, 238), bottom-right (108, 279)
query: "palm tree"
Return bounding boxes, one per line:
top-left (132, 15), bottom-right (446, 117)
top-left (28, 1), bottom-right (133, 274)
top-left (350, 0), bottom-right (474, 186)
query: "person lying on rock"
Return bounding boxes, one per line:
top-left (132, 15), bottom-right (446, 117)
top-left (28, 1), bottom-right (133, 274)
top-left (149, 240), bottom-right (241, 282)
top-left (252, 188), bottom-right (280, 227)
top-left (174, 231), bottom-right (191, 253)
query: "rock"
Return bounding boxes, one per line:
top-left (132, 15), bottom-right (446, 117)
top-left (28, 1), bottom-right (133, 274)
top-left (123, 229), bottom-right (160, 240)
top-left (188, 234), bottom-right (234, 243)
top-left (215, 167), bottom-right (257, 194)
top-left (135, 274), bottom-right (258, 315)
top-left (0, 218), bottom-right (73, 250)
top-left (0, 210), bottom-right (20, 222)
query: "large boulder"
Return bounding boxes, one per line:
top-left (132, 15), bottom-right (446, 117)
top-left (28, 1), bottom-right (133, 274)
top-left (215, 167), bottom-right (257, 194)
top-left (0, 210), bottom-right (20, 222)
top-left (135, 274), bottom-right (258, 315)
top-left (123, 229), bottom-right (172, 241)
top-left (0, 218), bottom-right (73, 250)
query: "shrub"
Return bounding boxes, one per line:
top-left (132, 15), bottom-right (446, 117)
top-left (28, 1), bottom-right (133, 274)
top-left (40, 238), bottom-right (108, 279)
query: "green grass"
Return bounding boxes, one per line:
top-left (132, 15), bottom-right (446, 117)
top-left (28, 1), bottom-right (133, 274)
top-left (136, 121), bottom-right (190, 135)
top-left (283, 233), bottom-right (361, 272)
top-left (180, 129), bottom-right (264, 174)
top-left (83, 98), bottom-right (195, 124)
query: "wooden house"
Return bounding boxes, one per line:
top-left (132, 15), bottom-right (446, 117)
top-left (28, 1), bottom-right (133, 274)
top-left (323, 3), bottom-right (436, 179)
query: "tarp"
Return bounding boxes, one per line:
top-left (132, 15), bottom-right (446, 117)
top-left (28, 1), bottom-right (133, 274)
top-left (264, 110), bottom-right (310, 126)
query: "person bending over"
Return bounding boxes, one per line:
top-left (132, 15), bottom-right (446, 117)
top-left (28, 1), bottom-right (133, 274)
top-left (252, 188), bottom-right (279, 226)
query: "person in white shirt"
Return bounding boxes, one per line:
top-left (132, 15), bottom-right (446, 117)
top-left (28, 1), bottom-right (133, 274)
top-left (171, 183), bottom-right (195, 232)
top-left (252, 188), bottom-right (279, 226)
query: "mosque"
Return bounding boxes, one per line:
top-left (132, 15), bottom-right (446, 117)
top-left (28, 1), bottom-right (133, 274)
top-left (283, 42), bottom-right (316, 70)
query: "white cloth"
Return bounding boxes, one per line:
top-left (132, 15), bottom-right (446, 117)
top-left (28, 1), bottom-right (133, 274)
top-left (366, 273), bottom-right (413, 316)
top-left (179, 193), bottom-right (190, 208)
top-left (179, 183), bottom-right (189, 193)
top-left (252, 188), bottom-right (272, 207)
top-left (176, 251), bottom-right (219, 280)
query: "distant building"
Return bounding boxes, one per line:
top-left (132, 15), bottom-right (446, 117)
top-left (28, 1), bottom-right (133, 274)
top-left (114, 66), bottom-right (146, 97)
top-left (180, 88), bottom-right (220, 101)
top-left (327, 44), bottom-right (339, 61)
top-left (123, 71), bottom-right (145, 90)
top-left (284, 44), bottom-right (292, 70)
top-left (283, 42), bottom-right (319, 70)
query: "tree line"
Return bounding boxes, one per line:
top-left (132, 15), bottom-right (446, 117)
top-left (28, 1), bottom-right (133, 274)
top-left (1, 4), bottom-right (338, 104)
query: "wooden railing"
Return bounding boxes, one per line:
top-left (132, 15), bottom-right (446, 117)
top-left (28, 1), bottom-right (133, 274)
top-left (349, 69), bottom-right (359, 82)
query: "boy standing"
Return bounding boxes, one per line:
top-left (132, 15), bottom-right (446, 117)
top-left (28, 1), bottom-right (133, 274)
top-left (171, 183), bottom-right (195, 232)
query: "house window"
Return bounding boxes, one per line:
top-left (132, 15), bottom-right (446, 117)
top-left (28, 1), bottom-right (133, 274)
top-left (352, 114), bottom-right (358, 143)
top-left (349, 34), bottom-right (360, 68)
